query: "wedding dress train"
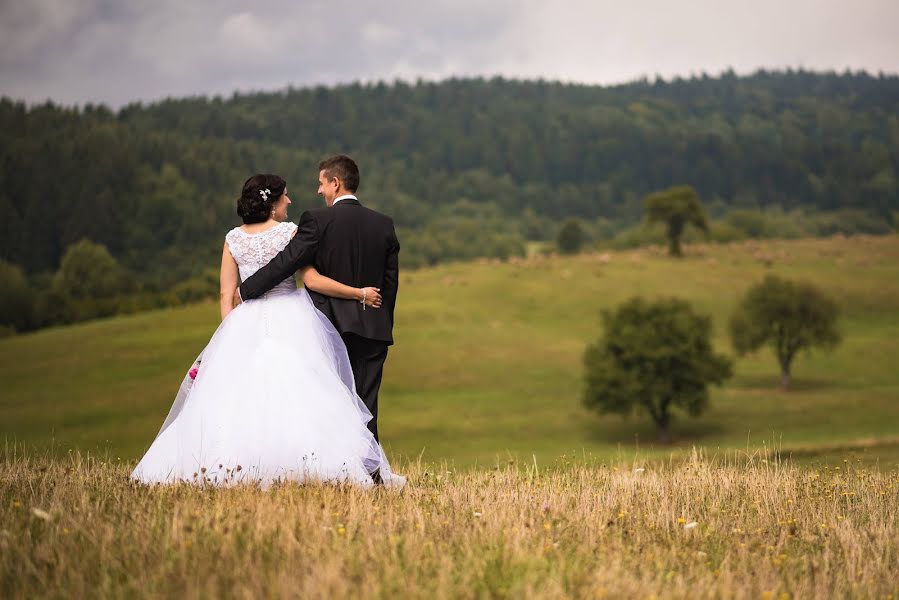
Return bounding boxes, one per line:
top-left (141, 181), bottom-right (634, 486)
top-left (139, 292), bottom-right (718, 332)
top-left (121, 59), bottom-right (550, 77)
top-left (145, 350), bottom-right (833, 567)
top-left (131, 221), bottom-right (404, 488)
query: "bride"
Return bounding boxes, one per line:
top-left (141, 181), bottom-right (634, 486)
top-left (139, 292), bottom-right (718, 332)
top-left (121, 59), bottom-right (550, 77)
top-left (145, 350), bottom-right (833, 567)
top-left (131, 174), bottom-right (404, 488)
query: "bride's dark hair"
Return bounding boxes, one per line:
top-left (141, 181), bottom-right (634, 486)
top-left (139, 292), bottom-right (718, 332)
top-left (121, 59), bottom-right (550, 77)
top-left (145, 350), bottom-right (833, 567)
top-left (237, 174), bottom-right (287, 224)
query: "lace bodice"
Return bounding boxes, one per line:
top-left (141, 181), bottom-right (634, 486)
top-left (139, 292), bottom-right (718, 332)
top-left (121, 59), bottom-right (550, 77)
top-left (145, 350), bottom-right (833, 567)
top-left (226, 222), bottom-right (298, 295)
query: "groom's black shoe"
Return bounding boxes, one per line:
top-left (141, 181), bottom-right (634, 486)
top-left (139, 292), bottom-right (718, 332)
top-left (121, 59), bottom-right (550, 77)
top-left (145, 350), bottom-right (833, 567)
top-left (370, 469), bottom-right (384, 486)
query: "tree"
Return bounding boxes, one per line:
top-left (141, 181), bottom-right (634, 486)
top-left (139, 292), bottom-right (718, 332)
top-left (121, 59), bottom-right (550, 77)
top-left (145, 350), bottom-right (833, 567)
top-left (52, 239), bottom-right (135, 301)
top-left (644, 185), bottom-right (709, 256)
top-left (557, 219), bottom-right (586, 254)
top-left (0, 260), bottom-right (36, 332)
top-left (730, 275), bottom-right (841, 389)
top-left (583, 297), bottom-right (732, 443)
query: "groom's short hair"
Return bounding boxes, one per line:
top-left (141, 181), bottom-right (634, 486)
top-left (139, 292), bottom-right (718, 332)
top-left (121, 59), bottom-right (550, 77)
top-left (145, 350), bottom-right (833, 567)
top-left (319, 155), bottom-right (360, 193)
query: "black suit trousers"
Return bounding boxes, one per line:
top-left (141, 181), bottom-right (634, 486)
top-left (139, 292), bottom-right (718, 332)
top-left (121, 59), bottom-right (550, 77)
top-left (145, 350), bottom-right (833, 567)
top-left (342, 333), bottom-right (389, 443)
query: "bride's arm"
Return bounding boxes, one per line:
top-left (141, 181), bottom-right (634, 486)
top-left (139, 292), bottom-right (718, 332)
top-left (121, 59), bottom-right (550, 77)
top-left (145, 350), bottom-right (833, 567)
top-left (220, 242), bottom-right (240, 320)
top-left (300, 266), bottom-right (382, 307)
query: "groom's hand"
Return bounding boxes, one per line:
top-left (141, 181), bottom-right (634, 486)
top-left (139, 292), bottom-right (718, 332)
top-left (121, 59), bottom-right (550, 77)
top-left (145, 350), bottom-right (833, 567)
top-left (232, 288), bottom-right (243, 307)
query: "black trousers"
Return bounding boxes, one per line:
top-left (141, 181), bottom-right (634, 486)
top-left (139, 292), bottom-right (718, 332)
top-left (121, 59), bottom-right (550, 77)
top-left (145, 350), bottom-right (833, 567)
top-left (342, 333), bottom-right (389, 443)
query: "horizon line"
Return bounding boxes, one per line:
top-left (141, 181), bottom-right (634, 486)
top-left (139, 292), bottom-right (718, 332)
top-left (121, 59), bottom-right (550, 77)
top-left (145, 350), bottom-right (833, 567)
top-left (3, 65), bottom-right (898, 112)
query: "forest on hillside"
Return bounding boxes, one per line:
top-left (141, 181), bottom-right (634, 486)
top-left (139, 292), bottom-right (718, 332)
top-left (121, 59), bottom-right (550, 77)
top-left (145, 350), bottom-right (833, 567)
top-left (1, 70), bottom-right (897, 331)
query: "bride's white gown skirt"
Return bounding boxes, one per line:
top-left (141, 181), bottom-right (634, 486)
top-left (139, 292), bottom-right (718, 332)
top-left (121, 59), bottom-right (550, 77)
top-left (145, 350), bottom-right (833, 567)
top-left (131, 288), bottom-right (404, 488)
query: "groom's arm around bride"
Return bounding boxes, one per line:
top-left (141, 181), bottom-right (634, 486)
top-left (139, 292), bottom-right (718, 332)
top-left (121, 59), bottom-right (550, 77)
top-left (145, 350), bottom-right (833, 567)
top-left (237, 208), bottom-right (320, 301)
top-left (237, 157), bottom-right (399, 344)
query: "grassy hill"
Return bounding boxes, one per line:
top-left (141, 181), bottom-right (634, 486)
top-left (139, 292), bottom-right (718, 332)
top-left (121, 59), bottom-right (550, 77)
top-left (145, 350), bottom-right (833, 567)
top-left (2, 236), bottom-right (899, 468)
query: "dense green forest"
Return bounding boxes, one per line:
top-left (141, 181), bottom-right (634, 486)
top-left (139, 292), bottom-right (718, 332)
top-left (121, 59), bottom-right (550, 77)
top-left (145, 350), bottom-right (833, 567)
top-left (1, 70), bottom-right (897, 331)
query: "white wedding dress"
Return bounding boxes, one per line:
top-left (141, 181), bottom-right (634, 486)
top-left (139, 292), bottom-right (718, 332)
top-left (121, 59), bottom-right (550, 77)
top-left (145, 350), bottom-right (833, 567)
top-left (131, 221), bottom-right (404, 488)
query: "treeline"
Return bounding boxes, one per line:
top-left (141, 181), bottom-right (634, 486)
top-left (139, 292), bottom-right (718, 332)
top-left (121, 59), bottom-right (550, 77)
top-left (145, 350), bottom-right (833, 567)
top-left (0, 241), bottom-right (218, 336)
top-left (597, 205), bottom-right (896, 252)
top-left (1, 70), bottom-right (897, 331)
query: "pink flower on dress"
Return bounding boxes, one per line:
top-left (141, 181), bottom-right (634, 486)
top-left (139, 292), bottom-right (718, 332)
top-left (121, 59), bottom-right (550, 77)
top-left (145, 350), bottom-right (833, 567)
top-left (188, 367), bottom-right (199, 380)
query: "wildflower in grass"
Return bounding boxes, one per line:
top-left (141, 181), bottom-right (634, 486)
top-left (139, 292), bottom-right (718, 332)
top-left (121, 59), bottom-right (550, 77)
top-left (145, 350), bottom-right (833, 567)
top-left (31, 508), bottom-right (51, 521)
top-left (677, 517), bottom-right (686, 524)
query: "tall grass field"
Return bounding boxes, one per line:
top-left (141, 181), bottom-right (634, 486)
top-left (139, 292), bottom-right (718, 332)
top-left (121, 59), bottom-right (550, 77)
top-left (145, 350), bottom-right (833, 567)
top-left (1, 450), bottom-right (897, 598)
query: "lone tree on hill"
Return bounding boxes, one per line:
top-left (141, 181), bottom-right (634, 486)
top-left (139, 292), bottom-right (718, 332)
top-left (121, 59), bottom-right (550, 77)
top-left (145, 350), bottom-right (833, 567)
top-left (583, 297), bottom-right (732, 444)
top-left (730, 275), bottom-right (841, 390)
top-left (644, 185), bottom-right (708, 257)
top-left (557, 219), bottom-right (586, 254)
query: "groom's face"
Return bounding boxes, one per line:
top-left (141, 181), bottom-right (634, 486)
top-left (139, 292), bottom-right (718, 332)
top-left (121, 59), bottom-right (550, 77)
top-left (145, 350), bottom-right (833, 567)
top-left (318, 170), bottom-right (339, 206)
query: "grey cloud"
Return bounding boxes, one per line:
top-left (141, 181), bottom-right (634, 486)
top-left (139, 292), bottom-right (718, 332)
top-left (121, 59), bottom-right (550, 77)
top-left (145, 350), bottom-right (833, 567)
top-left (0, 0), bottom-right (897, 107)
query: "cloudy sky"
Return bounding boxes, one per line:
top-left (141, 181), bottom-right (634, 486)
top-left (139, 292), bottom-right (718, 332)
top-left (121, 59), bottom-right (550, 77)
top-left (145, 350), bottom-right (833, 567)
top-left (1, 0), bottom-right (897, 107)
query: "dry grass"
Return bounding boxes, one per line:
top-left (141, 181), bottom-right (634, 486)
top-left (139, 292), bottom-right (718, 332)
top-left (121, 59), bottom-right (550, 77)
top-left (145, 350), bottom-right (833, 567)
top-left (1, 449), bottom-right (897, 599)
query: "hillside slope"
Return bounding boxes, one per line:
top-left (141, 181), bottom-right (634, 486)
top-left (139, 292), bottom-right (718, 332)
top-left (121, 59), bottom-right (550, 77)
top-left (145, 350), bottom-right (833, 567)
top-left (2, 236), bottom-right (898, 466)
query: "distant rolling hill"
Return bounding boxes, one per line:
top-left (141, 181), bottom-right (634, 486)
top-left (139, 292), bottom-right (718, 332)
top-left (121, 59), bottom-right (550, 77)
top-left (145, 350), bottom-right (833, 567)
top-left (3, 70), bottom-right (897, 278)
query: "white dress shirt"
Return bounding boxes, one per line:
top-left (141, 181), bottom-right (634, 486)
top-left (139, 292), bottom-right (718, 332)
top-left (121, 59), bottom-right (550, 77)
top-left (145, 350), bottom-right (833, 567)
top-left (332, 194), bottom-right (357, 206)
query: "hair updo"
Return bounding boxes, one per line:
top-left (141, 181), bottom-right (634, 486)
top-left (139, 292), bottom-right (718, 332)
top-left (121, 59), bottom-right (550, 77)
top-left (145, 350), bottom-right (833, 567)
top-left (237, 174), bottom-right (287, 224)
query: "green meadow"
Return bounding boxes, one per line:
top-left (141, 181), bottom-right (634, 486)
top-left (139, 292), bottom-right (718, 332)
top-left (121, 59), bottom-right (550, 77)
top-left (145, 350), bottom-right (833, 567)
top-left (2, 236), bottom-right (898, 469)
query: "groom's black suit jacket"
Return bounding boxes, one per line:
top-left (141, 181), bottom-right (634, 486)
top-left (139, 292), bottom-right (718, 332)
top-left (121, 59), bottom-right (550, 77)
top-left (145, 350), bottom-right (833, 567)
top-left (238, 198), bottom-right (399, 345)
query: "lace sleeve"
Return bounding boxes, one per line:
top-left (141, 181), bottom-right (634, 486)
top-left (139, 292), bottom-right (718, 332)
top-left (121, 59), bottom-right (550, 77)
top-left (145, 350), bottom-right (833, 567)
top-left (271, 222), bottom-right (297, 249)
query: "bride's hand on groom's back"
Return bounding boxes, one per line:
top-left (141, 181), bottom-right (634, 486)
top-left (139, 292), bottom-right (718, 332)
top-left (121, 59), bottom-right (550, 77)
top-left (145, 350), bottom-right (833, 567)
top-left (360, 287), bottom-right (382, 308)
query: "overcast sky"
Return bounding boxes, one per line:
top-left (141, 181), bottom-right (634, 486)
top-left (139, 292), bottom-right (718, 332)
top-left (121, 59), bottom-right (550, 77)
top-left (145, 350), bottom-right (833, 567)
top-left (1, 0), bottom-right (897, 107)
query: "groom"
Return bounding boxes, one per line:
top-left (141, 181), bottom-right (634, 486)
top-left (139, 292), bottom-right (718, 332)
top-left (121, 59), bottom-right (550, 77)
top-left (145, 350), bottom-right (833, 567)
top-left (235, 155), bottom-right (399, 457)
